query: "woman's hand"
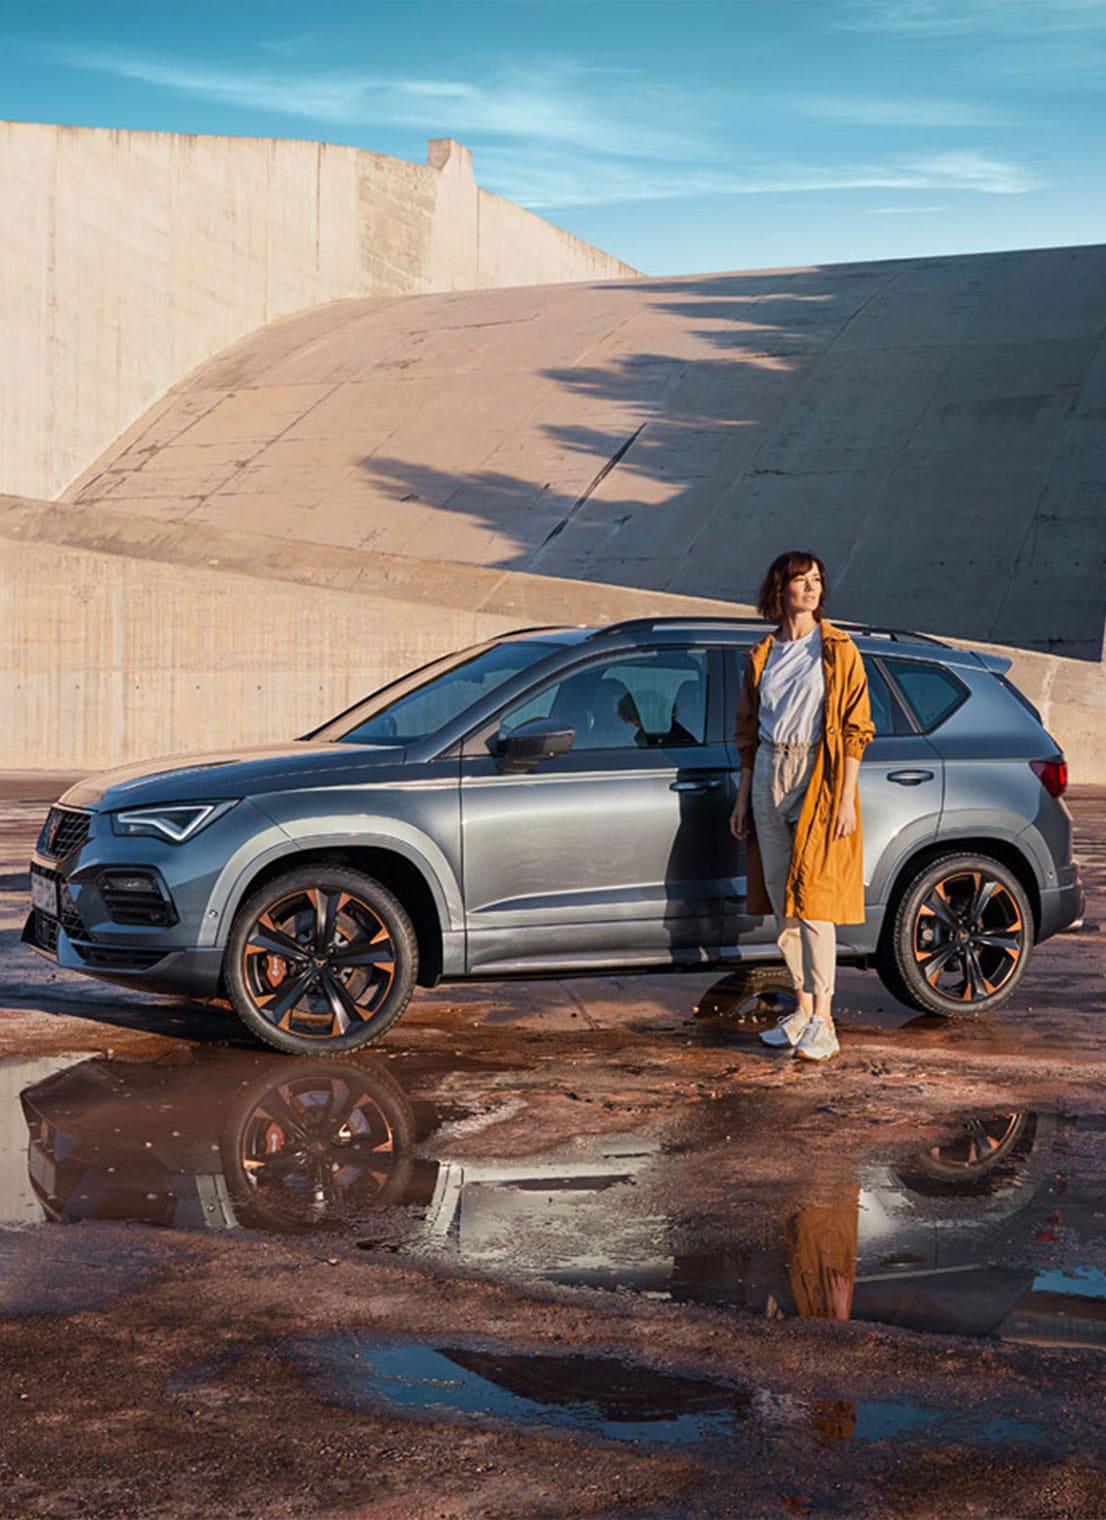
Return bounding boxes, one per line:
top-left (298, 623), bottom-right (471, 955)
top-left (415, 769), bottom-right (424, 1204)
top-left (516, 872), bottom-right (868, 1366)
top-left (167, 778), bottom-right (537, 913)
top-left (833, 794), bottom-right (858, 839)
top-left (730, 771), bottom-right (752, 840)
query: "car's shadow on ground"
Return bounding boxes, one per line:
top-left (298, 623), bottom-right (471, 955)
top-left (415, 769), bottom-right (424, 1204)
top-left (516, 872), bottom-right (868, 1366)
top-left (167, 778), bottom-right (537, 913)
top-left (2, 980), bottom-right (250, 1048)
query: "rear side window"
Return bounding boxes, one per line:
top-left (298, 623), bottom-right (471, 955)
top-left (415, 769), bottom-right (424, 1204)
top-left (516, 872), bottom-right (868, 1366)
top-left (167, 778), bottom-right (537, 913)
top-left (886, 659), bottom-right (967, 732)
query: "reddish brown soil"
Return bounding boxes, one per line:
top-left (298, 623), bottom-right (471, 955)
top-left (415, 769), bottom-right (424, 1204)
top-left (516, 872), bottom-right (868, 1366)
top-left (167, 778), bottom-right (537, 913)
top-left (0, 784), bottom-right (1103, 1519)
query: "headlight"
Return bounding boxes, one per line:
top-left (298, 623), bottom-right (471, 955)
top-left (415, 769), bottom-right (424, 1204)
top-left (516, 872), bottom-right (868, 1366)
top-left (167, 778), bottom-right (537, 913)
top-left (110, 800), bottom-right (239, 843)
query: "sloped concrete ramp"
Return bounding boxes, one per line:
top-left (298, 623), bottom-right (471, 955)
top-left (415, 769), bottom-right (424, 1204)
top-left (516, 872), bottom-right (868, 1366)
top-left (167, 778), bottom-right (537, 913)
top-left (66, 244), bottom-right (1106, 662)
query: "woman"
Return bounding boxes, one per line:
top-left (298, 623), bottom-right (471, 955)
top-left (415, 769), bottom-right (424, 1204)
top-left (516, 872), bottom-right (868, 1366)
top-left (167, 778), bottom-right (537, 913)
top-left (731, 552), bottom-right (875, 1062)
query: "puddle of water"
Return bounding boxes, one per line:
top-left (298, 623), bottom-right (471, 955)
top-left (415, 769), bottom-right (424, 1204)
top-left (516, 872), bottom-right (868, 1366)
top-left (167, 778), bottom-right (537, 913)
top-left (281, 1335), bottom-right (1047, 1452)
top-left (0, 1055), bottom-right (94, 1226)
top-left (9, 1046), bottom-right (1106, 1351)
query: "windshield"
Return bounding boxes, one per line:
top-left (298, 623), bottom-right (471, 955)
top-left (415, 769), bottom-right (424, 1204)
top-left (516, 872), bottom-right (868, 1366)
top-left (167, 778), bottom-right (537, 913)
top-left (317, 640), bottom-right (565, 745)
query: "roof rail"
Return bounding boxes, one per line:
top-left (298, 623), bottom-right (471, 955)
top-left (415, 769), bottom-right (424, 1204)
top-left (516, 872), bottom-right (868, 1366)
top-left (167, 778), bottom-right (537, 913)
top-left (585, 616), bottom-right (770, 637)
top-left (831, 621), bottom-right (948, 647)
top-left (585, 615), bottom-right (947, 646)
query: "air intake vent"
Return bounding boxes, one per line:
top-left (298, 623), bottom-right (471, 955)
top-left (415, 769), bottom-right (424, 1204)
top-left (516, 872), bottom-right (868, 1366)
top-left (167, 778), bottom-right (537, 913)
top-left (97, 869), bottom-right (178, 928)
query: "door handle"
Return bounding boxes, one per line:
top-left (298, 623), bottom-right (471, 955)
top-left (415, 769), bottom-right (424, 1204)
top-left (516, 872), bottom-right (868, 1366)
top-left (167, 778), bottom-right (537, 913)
top-left (670, 778), bottom-right (722, 792)
top-left (887, 769), bottom-right (935, 785)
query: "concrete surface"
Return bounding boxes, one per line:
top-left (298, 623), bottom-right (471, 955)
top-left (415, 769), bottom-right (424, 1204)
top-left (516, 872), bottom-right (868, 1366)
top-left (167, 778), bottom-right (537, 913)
top-left (0, 122), bottom-right (636, 501)
top-left (61, 245), bottom-right (1106, 664)
top-left (0, 490), bottom-right (1102, 778)
top-left (0, 494), bottom-right (741, 768)
top-left (4, 243), bottom-right (1104, 774)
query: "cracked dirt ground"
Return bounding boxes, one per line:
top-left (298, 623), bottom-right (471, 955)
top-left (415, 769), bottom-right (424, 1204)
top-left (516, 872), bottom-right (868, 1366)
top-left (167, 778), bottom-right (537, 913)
top-left (0, 782), bottom-right (1104, 1520)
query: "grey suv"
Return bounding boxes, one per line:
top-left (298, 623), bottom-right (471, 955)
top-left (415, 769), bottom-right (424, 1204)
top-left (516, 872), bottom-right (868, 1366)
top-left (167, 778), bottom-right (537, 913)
top-left (24, 618), bottom-right (1083, 1055)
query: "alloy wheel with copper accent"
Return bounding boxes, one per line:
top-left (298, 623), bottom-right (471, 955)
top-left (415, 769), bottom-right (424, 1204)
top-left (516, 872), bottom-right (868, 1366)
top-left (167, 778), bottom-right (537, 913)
top-left (226, 867), bottom-right (418, 1054)
top-left (880, 852), bottom-right (1032, 1017)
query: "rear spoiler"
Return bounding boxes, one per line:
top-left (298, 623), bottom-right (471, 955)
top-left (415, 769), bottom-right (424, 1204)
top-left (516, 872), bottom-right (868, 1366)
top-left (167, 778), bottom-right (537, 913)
top-left (970, 649), bottom-right (1013, 676)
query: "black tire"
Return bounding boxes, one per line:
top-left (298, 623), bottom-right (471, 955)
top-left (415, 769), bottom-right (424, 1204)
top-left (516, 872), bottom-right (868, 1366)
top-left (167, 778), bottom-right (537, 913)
top-left (225, 866), bottom-right (418, 1055)
top-left (877, 851), bottom-right (1032, 1017)
top-left (220, 1058), bottom-right (416, 1231)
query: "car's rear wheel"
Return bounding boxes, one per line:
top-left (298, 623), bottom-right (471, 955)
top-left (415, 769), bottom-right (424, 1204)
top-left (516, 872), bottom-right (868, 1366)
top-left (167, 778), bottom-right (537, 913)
top-left (877, 852), bottom-right (1032, 1017)
top-left (226, 866), bottom-right (418, 1055)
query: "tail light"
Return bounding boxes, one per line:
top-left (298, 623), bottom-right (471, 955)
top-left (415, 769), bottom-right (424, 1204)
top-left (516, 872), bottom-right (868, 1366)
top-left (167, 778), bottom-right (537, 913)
top-left (1030, 758), bottom-right (1068, 799)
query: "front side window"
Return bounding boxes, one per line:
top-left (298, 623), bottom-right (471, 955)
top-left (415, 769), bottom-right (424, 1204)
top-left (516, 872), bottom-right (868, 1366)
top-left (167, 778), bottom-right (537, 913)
top-left (323, 640), bottom-right (564, 745)
top-left (501, 649), bottom-right (709, 752)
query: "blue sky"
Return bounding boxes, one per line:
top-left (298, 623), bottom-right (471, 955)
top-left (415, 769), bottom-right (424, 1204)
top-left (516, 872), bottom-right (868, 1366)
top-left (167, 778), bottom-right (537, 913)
top-left (2, 0), bottom-right (1105, 274)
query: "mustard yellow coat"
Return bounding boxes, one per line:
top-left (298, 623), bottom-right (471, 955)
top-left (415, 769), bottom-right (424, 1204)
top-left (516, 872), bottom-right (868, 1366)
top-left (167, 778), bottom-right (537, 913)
top-left (734, 620), bottom-right (875, 925)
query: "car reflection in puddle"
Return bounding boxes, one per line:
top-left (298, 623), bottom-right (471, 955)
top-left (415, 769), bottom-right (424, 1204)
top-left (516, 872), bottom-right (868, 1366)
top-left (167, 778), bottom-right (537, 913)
top-left (16, 1047), bottom-right (1106, 1351)
top-left (19, 1051), bottom-right (446, 1236)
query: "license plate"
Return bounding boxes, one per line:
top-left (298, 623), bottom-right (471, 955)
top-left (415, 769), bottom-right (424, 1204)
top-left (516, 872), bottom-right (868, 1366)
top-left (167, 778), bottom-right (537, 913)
top-left (31, 873), bottom-right (58, 916)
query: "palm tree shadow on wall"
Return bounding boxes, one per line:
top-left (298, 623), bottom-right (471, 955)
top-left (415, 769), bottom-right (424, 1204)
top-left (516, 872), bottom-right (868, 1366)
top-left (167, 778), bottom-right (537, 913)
top-left (356, 263), bottom-right (1106, 661)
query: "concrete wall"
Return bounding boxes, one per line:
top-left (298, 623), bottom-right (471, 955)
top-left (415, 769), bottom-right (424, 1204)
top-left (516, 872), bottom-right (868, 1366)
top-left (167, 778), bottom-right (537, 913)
top-left (0, 122), bottom-right (636, 502)
top-left (0, 494), bottom-right (736, 770)
top-left (61, 251), bottom-right (1106, 663)
top-left (1, 494), bottom-right (1102, 782)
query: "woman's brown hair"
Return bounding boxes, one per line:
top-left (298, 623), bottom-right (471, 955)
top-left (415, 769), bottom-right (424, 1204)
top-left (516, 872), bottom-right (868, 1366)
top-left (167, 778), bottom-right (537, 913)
top-left (756, 551), bottom-right (829, 623)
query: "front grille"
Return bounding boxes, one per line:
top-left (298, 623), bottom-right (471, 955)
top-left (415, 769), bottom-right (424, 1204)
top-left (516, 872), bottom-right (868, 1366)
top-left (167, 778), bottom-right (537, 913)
top-left (36, 807), bottom-right (92, 861)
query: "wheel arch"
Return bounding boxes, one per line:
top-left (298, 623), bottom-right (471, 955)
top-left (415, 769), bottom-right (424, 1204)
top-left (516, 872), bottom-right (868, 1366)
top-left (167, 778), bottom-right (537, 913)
top-left (879, 836), bottom-right (1042, 948)
top-left (224, 845), bottom-right (446, 987)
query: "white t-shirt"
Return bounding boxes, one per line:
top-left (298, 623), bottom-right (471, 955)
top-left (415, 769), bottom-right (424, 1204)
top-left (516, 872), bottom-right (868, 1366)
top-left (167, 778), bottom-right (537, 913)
top-left (757, 624), bottom-right (825, 744)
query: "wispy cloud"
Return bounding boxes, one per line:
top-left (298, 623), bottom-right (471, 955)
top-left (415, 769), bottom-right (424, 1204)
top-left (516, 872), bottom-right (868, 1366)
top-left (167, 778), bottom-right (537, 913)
top-left (869, 204), bottom-right (948, 213)
top-left (39, 46), bottom-right (706, 162)
top-left (841, 0), bottom-right (1106, 36)
top-left (34, 43), bottom-right (1042, 212)
top-left (793, 94), bottom-right (1008, 127)
top-left (481, 148), bottom-right (1040, 209)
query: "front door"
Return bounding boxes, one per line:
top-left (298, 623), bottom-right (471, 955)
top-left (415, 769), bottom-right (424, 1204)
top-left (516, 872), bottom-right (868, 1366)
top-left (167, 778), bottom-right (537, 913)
top-left (459, 646), bottom-right (732, 974)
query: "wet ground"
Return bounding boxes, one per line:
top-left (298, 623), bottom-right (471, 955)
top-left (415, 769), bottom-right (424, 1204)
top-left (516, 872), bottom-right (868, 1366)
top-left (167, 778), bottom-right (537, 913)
top-left (1, 780), bottom-right (1105, 1518)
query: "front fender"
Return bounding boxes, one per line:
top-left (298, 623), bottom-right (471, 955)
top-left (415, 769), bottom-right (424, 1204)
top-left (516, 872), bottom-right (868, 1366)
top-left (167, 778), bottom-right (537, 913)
top-left (201, 810), bottom-right (462, 948)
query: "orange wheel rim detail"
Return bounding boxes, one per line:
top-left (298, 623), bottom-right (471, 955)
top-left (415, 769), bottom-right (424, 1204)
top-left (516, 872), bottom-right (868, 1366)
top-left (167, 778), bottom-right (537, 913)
top-left (912, 869), bottom-right (1025, 1006)
top-left (242, 888), bottom-right (396, 1039)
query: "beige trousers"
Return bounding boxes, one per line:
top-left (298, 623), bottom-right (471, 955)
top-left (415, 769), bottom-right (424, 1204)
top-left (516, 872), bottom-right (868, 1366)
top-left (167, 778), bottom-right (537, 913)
top-left (751, 741), bottom-right (837, 997)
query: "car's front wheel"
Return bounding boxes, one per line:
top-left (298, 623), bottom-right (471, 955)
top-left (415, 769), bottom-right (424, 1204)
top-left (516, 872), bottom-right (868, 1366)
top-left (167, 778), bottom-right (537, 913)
top-left (226, 866), bottom-right (418, 1055)
top-left (877, 852), bottom-right (1032, 1017)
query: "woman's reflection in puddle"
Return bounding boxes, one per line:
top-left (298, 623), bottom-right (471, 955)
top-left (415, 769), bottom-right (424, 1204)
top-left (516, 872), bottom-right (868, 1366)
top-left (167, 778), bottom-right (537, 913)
top-left (786, 1186), bottom-right (860, 1323)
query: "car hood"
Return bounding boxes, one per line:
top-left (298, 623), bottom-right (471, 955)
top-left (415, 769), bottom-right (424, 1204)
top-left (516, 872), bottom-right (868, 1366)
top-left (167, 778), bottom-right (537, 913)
top-left (61, 741), bottom-right (405, 810)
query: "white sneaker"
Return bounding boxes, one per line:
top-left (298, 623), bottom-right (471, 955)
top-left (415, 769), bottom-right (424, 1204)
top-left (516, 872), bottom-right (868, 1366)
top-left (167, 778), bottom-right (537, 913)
top-left (794, 1018), bottom-right (840, 1062)
top-left (759, 1008), bottom-right (811, 1048)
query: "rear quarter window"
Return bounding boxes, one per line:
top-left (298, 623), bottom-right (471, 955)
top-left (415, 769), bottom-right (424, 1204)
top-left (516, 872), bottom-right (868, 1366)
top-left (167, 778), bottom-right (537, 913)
top-left (885, 659), bottom-right (968, 733)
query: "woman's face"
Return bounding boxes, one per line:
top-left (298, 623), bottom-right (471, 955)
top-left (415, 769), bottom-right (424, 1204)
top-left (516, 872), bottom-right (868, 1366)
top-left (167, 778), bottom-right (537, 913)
top-left (784, 565), bottom-right (823, 617)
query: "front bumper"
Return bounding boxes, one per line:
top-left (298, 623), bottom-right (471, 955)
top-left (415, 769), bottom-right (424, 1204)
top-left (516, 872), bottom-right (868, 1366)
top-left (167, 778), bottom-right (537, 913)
top-left (22, 911), bottom-right (224, 997)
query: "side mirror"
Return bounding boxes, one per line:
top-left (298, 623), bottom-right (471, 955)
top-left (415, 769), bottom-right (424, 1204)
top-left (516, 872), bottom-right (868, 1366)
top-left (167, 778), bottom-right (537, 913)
top-left (496, 717), bottom-right (575, 772)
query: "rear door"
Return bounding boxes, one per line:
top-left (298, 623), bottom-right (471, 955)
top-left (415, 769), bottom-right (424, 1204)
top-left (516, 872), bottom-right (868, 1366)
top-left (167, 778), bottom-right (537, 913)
top-left (848, 656), bottom-right (944, 950)
top-left (459, 644), bottom-right (732, 973)
top-left (720, 648), bottom-right (943, 954)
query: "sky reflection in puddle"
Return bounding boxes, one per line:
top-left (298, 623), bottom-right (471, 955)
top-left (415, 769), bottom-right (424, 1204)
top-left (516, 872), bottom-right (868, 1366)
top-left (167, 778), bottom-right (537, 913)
top-left (280, 1336), bottom-right (1047, 1451)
